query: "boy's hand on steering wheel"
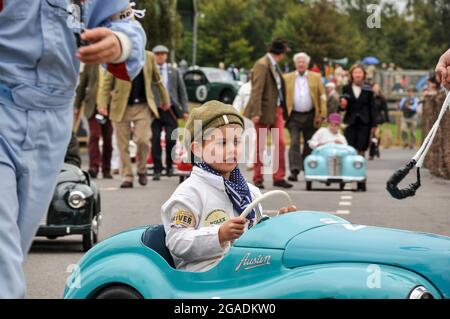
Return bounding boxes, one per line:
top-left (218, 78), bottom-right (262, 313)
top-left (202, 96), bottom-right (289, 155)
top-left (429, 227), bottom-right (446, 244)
top-left (279, 205), bottom-right (297, 215)
top-left (219, 217), bottom-right (247, 245)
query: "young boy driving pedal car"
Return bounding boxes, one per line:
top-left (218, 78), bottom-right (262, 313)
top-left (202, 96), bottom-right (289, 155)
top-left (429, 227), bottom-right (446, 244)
top-left (161, 101), bottom-right (297, 272)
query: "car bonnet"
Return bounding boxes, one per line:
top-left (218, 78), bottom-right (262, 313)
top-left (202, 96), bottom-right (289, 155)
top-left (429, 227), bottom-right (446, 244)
top-left (233, 212), bottom-right (349, 250)
top-left (283, 223), bottom-right (450, 298)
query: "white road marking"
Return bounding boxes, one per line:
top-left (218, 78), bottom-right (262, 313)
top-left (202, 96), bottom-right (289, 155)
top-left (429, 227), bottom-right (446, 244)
top-left (335, 210), bottom-right (351, 215)
top-left (341, 195), bottom-right (353, 200)
top-left (101, 187), bottom-right (119, 192)
top-left (339, 201), bottom-right (352, 206)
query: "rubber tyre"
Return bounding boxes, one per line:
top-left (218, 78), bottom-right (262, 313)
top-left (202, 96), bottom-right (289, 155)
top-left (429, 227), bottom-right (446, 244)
top-left (82, 227), bottom-right (98, 252)
top-left (95, 285), bottom-right (143, 299)
top-left (357, 182), bottom-right (367, 192)
top-left (219, 90), bottom-right (234, 104)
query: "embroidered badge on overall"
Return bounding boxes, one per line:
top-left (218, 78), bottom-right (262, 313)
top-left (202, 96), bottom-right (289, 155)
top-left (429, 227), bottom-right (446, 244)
top-left (110, 5), bottom-right (134, 21)
top-left (171, 209), bottom-right (196, 228)
top-left (204, 209), bottom-right (230, 226)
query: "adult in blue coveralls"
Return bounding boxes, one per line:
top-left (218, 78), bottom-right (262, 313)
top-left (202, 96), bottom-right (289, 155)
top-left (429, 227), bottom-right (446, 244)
top-left (0, 0), bottom-right (146, 298)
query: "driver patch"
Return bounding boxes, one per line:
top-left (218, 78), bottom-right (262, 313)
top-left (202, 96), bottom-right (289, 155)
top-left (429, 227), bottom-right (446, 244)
top-left (171, 209), bottom-right (196, 228)
top-left (203, 209), bottom-right (230, 226)
top-left (110, 5), bottom-right (133, 21)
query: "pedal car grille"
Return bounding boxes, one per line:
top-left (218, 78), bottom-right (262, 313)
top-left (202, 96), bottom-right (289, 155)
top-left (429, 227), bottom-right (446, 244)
top-left (327, 156), bottom-right (342, 176)
top-left (40, 212), bottom-right (49, 226)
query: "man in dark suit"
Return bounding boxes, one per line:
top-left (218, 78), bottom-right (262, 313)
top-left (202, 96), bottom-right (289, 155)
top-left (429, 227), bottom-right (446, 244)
top-left (152, 45), bottom-right (189, 181)
top-left (244, 39), bottom-right (292, 189)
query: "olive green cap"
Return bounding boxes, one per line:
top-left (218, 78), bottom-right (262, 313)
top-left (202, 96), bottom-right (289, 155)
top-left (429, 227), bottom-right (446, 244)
top-left (184, 100), bottom-right (244, 146)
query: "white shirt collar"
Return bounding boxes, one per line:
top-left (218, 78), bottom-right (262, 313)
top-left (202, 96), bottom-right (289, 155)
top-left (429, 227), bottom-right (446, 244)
top-left (158, 63), bottom-right (168, 70)
top-left (267, 53), bottom-right (278, 67)
top-left (296, 70), bottom-right (308, 78)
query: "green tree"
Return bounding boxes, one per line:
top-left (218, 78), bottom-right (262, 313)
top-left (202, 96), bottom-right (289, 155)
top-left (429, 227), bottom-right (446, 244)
top-left (339, 0), bottom-right (445, 69)
top-left (273, 0), bottom-right (366, 66)
top-left (140, 0), bottom-right (182, 57)
top-left (193, 0), bottom-right (255, 68)
top-left (243, 0), bottom-right (297, 60)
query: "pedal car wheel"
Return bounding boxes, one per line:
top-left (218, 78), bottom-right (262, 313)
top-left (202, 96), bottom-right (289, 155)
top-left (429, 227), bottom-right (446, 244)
top-left (357, 182), bottom-right (367, 192)
top-left (306, 181), bottom-right (312, 191)
top-left (82, 226), bottom-right (98, 252)
top-left (95, 285), bottom-right (143, 299)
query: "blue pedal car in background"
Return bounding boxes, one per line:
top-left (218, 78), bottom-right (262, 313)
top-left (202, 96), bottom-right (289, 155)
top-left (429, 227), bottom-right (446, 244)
top-left (304, 144), bottom-right (367, 191)
top-left (64, 191), bottom-right (450, 300)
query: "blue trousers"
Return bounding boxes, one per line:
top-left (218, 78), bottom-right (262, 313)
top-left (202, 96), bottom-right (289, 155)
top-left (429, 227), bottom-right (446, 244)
top-left (0, 97), bottom-right (72, 298)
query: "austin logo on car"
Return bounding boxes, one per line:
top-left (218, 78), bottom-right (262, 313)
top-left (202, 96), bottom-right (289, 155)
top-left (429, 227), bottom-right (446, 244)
top-left (235, 253), bottom-right (271, 272)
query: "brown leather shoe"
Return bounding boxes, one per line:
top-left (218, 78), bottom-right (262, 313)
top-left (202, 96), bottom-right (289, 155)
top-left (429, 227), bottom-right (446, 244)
top-left (120, 181), bottom-right (133, 189)
top-left (138, 173), bottom-right (148, 186)
top-left (103, 172), bottom-right (113, 179)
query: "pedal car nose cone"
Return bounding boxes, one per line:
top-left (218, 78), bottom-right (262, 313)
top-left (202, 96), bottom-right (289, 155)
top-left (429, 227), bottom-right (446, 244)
top-left (408, 286), bottom-right (434, 299)
top-left (68, 191), bottom-right (86, 209)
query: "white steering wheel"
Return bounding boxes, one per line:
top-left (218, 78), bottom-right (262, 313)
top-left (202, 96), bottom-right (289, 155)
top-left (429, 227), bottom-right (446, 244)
top-left (240, 190), bottom-right (293, 224)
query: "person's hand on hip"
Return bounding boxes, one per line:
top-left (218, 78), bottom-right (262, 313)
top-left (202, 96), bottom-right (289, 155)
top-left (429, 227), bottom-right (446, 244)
top-left (97, 106), bottom-right (109, 116)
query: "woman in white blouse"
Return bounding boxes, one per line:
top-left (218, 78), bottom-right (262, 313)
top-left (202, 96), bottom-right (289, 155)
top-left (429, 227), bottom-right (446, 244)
top-left (308, 113), bottom-right (347, 149)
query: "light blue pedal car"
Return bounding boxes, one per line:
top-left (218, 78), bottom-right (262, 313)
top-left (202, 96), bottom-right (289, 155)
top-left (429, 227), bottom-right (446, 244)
top-left (304, 144), bottom-right (367, 191)
top-left (63, 191), bottom-right (450, 300)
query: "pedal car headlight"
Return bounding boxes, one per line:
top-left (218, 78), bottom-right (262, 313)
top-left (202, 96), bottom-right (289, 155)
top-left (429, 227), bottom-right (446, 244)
top-left (308, 160), bottom-right (318, 169)
top-left (353, 161), bottom-right (364, 169)
top-left (408, 286), bottom-right (434, 299)
top-left (68, 191), bottom-right (86, 209)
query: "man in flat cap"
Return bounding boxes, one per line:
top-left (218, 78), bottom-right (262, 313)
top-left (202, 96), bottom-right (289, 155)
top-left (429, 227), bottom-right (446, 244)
top-left (244, 39), bottom-right (293, 189)
top-left (151, 45), bottom-right (189, 181)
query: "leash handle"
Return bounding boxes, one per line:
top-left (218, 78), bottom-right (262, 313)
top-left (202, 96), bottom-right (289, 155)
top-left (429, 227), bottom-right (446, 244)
top-left (387, 91), bottom-right (449, 200)
top-left (386, 159), bottom-right (421, 200)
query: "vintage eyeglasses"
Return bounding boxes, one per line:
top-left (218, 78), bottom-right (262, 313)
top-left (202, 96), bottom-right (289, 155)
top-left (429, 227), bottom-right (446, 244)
top-left (45, 0), bottom-right (87, 48)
